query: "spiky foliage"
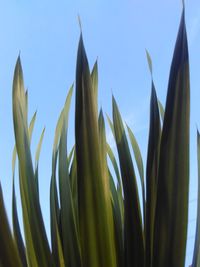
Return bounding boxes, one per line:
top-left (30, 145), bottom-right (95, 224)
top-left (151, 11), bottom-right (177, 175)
top-left (0, 7), bottom-right (197, 267)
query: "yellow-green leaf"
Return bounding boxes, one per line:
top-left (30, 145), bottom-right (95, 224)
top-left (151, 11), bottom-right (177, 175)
top-left (75, 34), bottom-right (117, 267)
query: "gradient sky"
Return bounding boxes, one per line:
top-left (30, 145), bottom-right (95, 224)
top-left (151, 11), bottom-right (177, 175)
top-left (0, 1), bottom-right (200, 266)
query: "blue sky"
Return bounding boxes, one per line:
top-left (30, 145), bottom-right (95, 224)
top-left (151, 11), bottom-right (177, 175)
top-left (0, 0), bottom-right (200, 266)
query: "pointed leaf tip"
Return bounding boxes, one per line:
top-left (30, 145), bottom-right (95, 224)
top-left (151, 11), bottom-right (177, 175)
top-left (16, 54), bottom-right (22, 69)
top-left (152, 6), bottom-right (189, 266)
top-left (78, 14), bottom-right (82, 32)
top-left (146, 49), bottom-right (153, 75)
top-left (14, 55), bottom-right (24, 85)
top-left (16, 57), bottom-right (22, 73)
top-left (182, 0), bottom-right (185, 9)
top-left (112, 95), bottom-right (116, 105)
top-left (99, 107), bottom-right (103, 116)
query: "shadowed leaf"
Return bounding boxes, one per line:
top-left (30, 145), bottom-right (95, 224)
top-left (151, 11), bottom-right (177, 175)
top-left (152, 10), bottom-right (190, 267)
top-left (58, 85), bottom-right (81, 267)
top-left (0, 183), bottom-right (22, 267)
top-left (126, 124), bottom-right (145, 224)
top-left (112, 96), bottom-right (144, 267)
top-left (145, 84), bottom-right (161, 267)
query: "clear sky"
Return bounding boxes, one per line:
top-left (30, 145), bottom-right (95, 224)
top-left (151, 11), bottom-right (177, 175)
top-left (0, 1), bottom-right (200, 266)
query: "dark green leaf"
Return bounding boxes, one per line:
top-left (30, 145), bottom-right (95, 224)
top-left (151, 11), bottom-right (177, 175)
top-left (152, 10), bottom-right (190, 266)
top-left (112, 96), bottom-right (144, 267)
top-left (0, 183), bottom-right (22, 267)
top-left (145, 84), bottom-right (161, 267)
top-left (58, 85), bottom-right (81, 267)
top-left (126, 124), bottom-right (145, 224)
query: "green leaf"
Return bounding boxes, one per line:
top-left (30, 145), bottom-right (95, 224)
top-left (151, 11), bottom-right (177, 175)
top-left (68, 145), bottom-right (75, 167)
top-left (12, 56), bottom-right (53, 267)
top-left (25, 89), bottom-right (28, 113)
top-left (106, 114), bottom-right (115, 137)
top-left (50, 134), bottom-right (63, 267)
top-left (50, 104), bottom-right (66, 258)
top-left (158, 100), bottom-right (165, 122)
top-left (50, 173), bottom-right (65, 267)
top-left (50, 109), bottom-right (64, 230)
top-left (12, 110), bottom-right (39, 267)
top-left (98, 110), bottom-right (114, 201)
top-left (29, 111), bottom-right (37, 143)
top-left (12, 179), bottom-right (28, 267)
top-left (12, 110), bottom-right (37, 180)
top-left (192, 130), bottom-right (200, 267)
top-left (53, 110), bottom-right (64, 158)
top-left (106, 142), bottom-right (122, 190)
top-left (152, 10), bottom-right (190, 266)
top-left (112, 96), bottom-right (144, 267)
top-left (145, 84), bottom-right (161, 267)
top-left (109, 171), bottom-right (124, 267)
top-left (12, 145), bottom-right (17, 179)
top-left (69, 151), bottom-right (79, 225)
top-left (35, 127), bottom-right (45, 196)
top-left (35, 127), bottom-right (45, 170)
top-left (75, 34), bottom-right (117, 267)
top-left (0, 183), bottom-right (22, 267)
top-left (146, 49), bottom-right (153, 75)
top-left (98, 110), bottom-right (117, 265)
top-left (126, 124), bottom-right (145, 224)
top-left (58, 85), bottom-right (81, 267)
top-left (91, 60), bottom-right (98, 116)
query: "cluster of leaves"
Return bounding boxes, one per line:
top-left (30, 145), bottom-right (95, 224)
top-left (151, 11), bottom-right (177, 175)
top-left (0, 8), bottom-right (199, 267)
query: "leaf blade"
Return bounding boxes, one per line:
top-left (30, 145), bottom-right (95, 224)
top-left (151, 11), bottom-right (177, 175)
top-left (152, 10), bottom-right (190, 266)
top-left (112, 96), bottom-right (144, 267)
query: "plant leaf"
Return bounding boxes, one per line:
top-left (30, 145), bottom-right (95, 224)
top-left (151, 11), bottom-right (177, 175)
top-left (12, 56), bottom-right (53, 267)
top-left (107, 142), bottom-right (122, 190)
top-left (126, 124), bottom-right (145, 224)
top-left (158, 100), bottom-right (165, 122)
top-left (0, 183), bottom-right (23, 267)
top-left (146, 49), bottom-right (153, 75)
top-left (68, 145), bottom-right (74, 167)
top-left (58, 85), bottom-right (81, 267)
top-left (29, 111), bottom-right (37, 143)
top-left (35, 127), bottom-right (45, 196)
top-left (145, 84), bottom-right (161, 267)
top-left (12, 178), bottom-right (28, 267)
top-left (91, 60), bottom-right (98, 116)
top-left (50, 173), bottom-right (65, 267)
top-left (152, 10), bottom-right (190, 266)
top-left (112, 96), bottom-right (144, 267)
top-left (109, 171), bottom-right (124, 267)
top-left (192, 130), bottom-right (200, 267)
top-left (75, 34), bottom-right (117, 267)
